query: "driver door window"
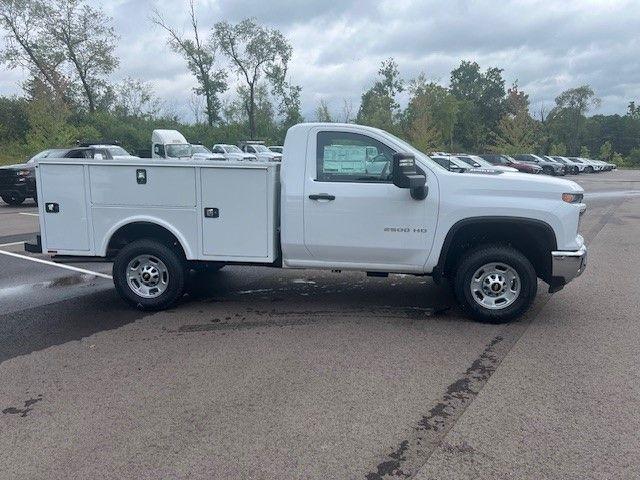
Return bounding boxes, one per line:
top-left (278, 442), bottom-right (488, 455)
top-left (316, 131), bottom-right (395, 182)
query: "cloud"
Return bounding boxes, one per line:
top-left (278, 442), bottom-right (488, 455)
top-left (0, 0), bottom-right (637, 120)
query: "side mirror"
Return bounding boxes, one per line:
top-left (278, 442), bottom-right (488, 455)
top-left (392, 153), bottom-right (428, 200)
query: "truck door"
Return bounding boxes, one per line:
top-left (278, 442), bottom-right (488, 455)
top-left (303, 129), bottom-right (437, 271)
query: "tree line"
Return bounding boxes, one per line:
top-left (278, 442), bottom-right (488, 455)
top-left (0, 0), bottom-right (638, 167)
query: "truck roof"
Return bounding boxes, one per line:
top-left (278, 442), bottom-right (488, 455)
top-left (152, 129), bottom-right (188, 145)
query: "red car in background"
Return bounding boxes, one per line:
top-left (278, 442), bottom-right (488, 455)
top-left (480, 154), bottom-right (543, 174)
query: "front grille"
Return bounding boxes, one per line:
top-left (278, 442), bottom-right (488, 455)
top-left (0, 170), bottom-right (19, 187)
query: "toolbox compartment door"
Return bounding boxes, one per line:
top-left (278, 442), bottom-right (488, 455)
top-left (200, 167), bottom-right (270, 258)
top-left (39, 163), bottom-right (90, 252)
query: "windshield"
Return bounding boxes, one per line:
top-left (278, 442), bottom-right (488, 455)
top-left (225, 145), bottom-right (242, 153)
top-left (192, 145), bottom-right (211, 154)
top-left (252, 145), bottom-right (270, 153)
top-left (482, 155), bottom-right (508, 165)
top-left (166, 144), bottom-right (192, 158)
top-left (457, 156), bottom-right (481, 167)
top-left (106, 146), bottom-right (129, 156)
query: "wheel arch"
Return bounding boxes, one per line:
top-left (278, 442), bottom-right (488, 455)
top-left (102, 218), bottom-right (193, 260)
top-left (435, 216), bottom-right (558, 283)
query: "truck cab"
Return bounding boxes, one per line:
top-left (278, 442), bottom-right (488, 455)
top-left (30, 123), bottom-right (587, 323)
top-left (151, 129), bottom-right (193, 160)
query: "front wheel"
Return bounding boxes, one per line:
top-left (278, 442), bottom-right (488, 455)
top-left (113, 239), bottom-right (186, 310)
top-left (1, 192), bottom-right (25, 206)
top-left (454, 245), bottom-right (537, 323)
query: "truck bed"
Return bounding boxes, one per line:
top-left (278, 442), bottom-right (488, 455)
top-left (35, 158), bottom-right (280, 263)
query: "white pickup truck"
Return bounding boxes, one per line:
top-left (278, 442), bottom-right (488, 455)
top-left (28, 123), bottom-right (587, 323)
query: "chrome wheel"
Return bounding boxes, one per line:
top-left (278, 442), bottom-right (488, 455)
top-left (126, 254), bottom-right (169, 298)
top-left (470, 262), bottom-right (521, 310)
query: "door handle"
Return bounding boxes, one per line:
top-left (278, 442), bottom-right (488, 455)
top-left (308, 194), bottom-right (335, 201)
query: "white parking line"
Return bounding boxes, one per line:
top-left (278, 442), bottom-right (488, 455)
top-left (0, 249), bottom-right (112, 279)
top-left (0, 241), bottom-right (25, 248)
top-left (19, 212), bottom-right (39, 217)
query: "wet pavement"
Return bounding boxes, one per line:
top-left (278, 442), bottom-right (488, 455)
top-left (0, 170), bottom-right (639, 479)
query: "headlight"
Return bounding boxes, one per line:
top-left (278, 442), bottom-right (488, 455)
top-left (562, 193), bottom-right (584, 203)
top-left (16, 169), bottom-right (31, 176)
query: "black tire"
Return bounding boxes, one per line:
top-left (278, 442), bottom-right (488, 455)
top-left (586, 166), bottom-right (594, 173)
top-left (113, 239), bottom-right (186, 310)
top-left (1, 192), bottom-right (25, 206)
top-left (542, 166), bottom-right (554, 176)
top-left (454, 245), bottom-right (537, 324)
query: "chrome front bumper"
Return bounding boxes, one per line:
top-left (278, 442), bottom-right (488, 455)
top-left (551, 244), bottom-right (587, 288)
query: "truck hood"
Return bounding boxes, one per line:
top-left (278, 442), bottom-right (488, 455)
top-left (460, 170), bottom-right (583, 194)
top-left (1, 162), bottom-right (33, 170)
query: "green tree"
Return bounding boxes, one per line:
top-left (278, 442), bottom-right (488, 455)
top-left (450, 61), bottom-right (506, 150)
top-left (490, 111), bottom-right (537, 155)
top-left (356, 58), bottom-right (404, 132)
top-left (548, 85), bottom-right (600, 155)
top-left (611, 152), bottom-right (625, 167)
top-left (599, 140), bottom-right (613, 161)
top-left (0, 0), bottom-right (70, 103)
top-left (112, 77), bottom-right (161, 119)
top-left (580, 146), bottom-right (591, 157)
top-left (152, 0), bottom-right (226, 126)
top-left (549, 143), bottom-right (567, 156)
top-left (45, 0), bottom-right (118, 112)
top-left (315, 99), bottom-right (332, 122)
top-left (505, 81), bottom-right (529, 115)
top-left (214, 18), bottom-right (292, 139)
top-left (405, 74), bottom-right (458, 149)
top-left (626, 148), bottom-right (640, 167)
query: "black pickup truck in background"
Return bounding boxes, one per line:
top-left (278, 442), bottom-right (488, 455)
top-left (0, 147), bottom-right (114, 206)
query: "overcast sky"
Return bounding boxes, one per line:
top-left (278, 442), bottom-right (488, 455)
top-left (1, 0), bottom-right (638, 121)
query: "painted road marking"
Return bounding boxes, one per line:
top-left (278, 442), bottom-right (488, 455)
top-left (0, 241), bottom-right (26, 248)
top-left (0, 249), bottom-right (112, 280)
top-left (19, 212), bottom-right (39, 217)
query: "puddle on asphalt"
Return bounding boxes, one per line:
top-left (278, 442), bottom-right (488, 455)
top-left (0, 274), bottom-right (98, 299)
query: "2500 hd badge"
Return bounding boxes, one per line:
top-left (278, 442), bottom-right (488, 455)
top-left (384, 227), bottom-right (428, 233)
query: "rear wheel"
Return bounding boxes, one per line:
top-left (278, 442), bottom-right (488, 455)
top-left (542, 166), bottom-right (554, 175)
top-left (454, 245), bottom-right (537, 323)
top-left (113, 239), bottom-right (186, 310)
top-left (586, 166), bottom-right (594, 173)
top-left (1, 192), bottom-right (25, 206)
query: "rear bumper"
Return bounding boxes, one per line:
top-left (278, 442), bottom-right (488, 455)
top-left (549, 244), bottom-right (587, 292)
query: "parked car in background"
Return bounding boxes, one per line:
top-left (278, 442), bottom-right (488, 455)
top-left (551, 156), bottom-right (585, 174)
top-left (544, 156), bottom-right (578, 175)
top-left (78, 141), bottom-right (138, 159)
top-left (268, 146), bottom-right (284, 154)
top-left (457, 154), bottom-right (519, 172)
top-left (239, 141), bottom-right (283, 162)
top-left (570, 157), bottom-right (601, 173)
top-left (480, 154), bottom-right (542, 174)
top-left (592, 159), bottom-right (615, 171)
top-left (212, 144), bottom-right (257, 162)
top-left (430, 155), bottom-right (469, 173)
top-left (513, 154), bottom-right (565, 176)
top-left (191, 144), bottom-right (226, 161)
top-left (1, 147), bottom-right (113, 206)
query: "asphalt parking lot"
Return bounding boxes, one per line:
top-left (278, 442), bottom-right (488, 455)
top-left (1, 171), bottom-right (639, 480)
